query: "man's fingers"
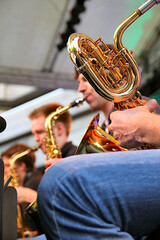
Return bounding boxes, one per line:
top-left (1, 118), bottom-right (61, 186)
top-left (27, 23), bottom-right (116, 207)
top-left (144, 99), bottom-right (157, 113)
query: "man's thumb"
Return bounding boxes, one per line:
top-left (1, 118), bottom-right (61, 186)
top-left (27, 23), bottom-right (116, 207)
top-left (145, 99), bottom-right (157, 113)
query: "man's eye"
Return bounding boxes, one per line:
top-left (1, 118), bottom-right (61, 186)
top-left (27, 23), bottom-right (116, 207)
top-left (38, 131), bottom-right (45, 135)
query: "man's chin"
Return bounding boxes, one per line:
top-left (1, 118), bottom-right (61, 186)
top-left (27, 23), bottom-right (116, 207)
top-left (86, 100), bottom-right (94, 109)
top-left (89, 104), bottom-right (99, 111)
top-left (87, 98), bottom-right (98, 111)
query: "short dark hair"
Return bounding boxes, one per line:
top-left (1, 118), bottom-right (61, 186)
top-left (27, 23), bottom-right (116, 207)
top-left (1, 143), bottom-right (36, 172)
top-left (28, 103), bottom-right (72, 136)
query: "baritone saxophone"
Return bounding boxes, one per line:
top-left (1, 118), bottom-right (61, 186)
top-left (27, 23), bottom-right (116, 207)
top-left (68, 0), bottom-right (159, 107)
top-left (67, 0), bottom-right (160, 151)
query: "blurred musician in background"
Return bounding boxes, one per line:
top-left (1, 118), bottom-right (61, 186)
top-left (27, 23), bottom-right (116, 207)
top-left (28, 102), bottom-right (77, 171)
top-left (1, 143), bottom-right (43, 237)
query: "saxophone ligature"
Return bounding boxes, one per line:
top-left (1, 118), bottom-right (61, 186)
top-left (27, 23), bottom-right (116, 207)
top-left (67, 0), bottom-right (159, 152)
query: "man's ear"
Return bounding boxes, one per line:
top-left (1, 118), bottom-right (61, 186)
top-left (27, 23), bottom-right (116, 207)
top-left (55, 122), bottom-right (65, 136)
top-left (16, 162), bottom-right (26, 170)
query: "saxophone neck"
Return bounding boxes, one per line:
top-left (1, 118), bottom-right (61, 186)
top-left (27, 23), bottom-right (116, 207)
top-left (45, 97), bottom-right (86, 129)
top-left (114, 0), bottom-right (159, 52)
top-left (112, 0), bottom-right (159, 103)
top-left (10, 146), bottom-right (39, 166)
top-left (113, 11), bottom-right (139, 52)
top-left (10, 149), bottom-right (30, 166)
top-left (45, 106), bottom-right (69, 130)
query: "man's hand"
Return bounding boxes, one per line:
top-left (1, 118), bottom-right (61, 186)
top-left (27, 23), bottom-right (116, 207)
top-left (15, 186), bottom-right (37, 204)
top-left (108, 99), bottom-right (157, 148)
top-left (45, 158), bottom-right (63, 172)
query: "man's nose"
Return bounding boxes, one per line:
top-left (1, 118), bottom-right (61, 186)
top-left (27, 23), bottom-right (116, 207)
top-left (34, 134), bottom-right (40, 142)
top-left (78, 81), bottom-right (86, 93)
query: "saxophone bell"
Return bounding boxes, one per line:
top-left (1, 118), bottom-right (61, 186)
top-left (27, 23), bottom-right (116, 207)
top-left (76, 113), bottom-right (127, 154)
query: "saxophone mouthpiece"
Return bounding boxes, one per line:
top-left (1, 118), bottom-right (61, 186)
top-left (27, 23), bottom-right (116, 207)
top-left (70, 97), bottom-right (86, 107)
top-left (31, 145), bottom-right (39, 152)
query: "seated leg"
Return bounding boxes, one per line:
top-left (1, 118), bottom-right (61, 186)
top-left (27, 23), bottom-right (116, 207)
top-left (37, 149), bottom-right (160, 240)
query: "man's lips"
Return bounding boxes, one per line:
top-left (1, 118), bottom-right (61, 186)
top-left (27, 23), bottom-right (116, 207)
top-left (83, 94), bottom-right (89, 101)
top-left (38, 144), bottom-right (43, 149)
top-left (84, 95), bottom-right (92, 103)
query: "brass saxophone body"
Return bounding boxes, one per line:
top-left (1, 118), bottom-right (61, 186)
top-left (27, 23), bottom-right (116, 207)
top-left (9, 145), bottom-right (39, 238)
top-left (44, 97), bottom-right (86, 160)
top-left (67, 0), bottom-right (160, 151)
top-left (9, 154), bottom-right (24, 238)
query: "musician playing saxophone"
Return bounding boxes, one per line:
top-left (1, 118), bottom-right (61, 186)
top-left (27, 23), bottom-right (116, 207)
top-left (74, 54), bottom-right (160, 135)
top-left (74, 67), bottom-right (114, 133)
top-left (1, 143), bottom-right (43, 237)
top-left (28, 102), bottom-right (77, 171)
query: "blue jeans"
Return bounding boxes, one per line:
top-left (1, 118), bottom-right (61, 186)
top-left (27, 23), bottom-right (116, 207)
top-left (36, 149), bottom-right (160, 240)
top-left (31, 234), bottom-right (47, 240)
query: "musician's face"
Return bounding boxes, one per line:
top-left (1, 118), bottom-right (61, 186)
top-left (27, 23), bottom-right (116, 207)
top-left (31, 115), bottom-right (61, 156)
top-left (77, 74), bottom-right (107, 111)
top-left (31, 115), bottom-right (47, 154)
